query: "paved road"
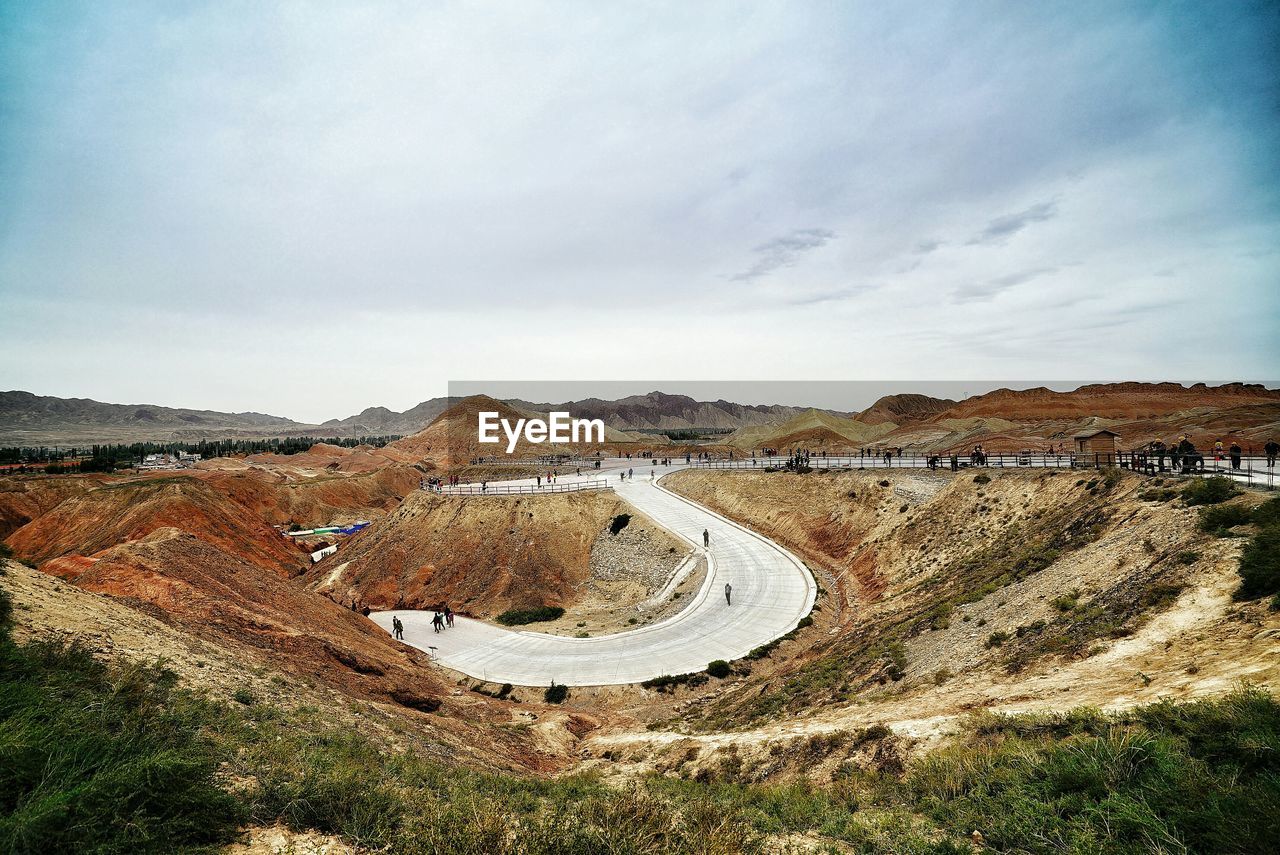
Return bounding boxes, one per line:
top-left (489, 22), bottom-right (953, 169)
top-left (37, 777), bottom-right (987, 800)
top-left (371, 462), bottom-right (817, 686)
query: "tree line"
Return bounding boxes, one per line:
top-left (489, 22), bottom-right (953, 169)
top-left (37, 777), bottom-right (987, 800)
top-left (0, 435), bottom-right (402, 474)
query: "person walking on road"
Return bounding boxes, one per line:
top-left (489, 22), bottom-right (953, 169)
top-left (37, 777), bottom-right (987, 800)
top-left (444, 605), bottom-right (455, 628)
top-left (1266, 439), bottom-right (1279, 468)
top-left (392, 615), bottom-right (404, 640)
top-left (432, 612), bottom-right (444, 633)
top-left (724, 582), bottom-right (732, 605)
top-left (703, 528), bottom-right (710, 548)
top-left (1230, 442), bottom-right (1242, 471)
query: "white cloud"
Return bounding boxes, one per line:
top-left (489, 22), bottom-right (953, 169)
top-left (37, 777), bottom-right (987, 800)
top-left (1, 1), bottom-right (1277, 418)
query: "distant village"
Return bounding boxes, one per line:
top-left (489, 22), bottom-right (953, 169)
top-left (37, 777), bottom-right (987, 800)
top-left (136, 451), bottom-right (203, 470)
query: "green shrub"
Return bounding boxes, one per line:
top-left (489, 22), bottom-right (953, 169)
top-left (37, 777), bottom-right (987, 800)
top-left (1176, 551), bottom-right (1201, 565)
top-left (641, 672), bottom-right (710, 692)
top-left (883, 641), bottom-right (907, 680)
top-left (985, 630), bottom-right (1011, 648)
top-left (1182, 476), bottom-right (1239, 506)
top-left (1236, 524), bottom-right (1280, 600)
top-left (1251, 496), bottom-right (1280, 527)
top-left (543, 682), bottom-right (568, 704)
top-left (495, 606), bottom-right (565, 626)
top-left (233, 688), bottom-right (256, 705)
top-left (706, 660), bottom-right (731, 679)
top-left (1199, 503), bottom-right (1253, 535)
top-left (1050, 590), bottom-right (1080, 612)
top-left (1138, 488), bottom-right (1178, 502)
top-left (973, 474), bottom-right (991, 485)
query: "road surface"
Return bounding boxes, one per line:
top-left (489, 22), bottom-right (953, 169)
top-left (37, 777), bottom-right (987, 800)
top-left (371, 462), bottom-right (817, 686)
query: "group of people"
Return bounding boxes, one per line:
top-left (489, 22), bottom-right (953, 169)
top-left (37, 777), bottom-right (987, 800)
top-left (389, 606), bottom-right (456, 640)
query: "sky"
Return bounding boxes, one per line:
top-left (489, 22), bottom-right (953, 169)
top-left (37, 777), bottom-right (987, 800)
top-left (1, 1), bottom-right (1278, 423)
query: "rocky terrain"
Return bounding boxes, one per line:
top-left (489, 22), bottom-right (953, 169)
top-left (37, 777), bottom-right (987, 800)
top-left (306, 489), bottom-right (687, 622)
top-left (619, 467), bottom-right (1279, 738)
top-left (724, 382), bottom-right (1280, 454)
top-left (3, 385), bottom-right (1279, 853)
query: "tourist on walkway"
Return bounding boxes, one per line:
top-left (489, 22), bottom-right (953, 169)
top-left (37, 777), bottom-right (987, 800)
top-left (1266, 439), bottom-right (1279, 467)
top-left (703, 529), bottom-right (710, 548)
top-left (445, 605), bottom-right (455, 628)
top-left (392, 615), bottom-right (404, 640)
top-left (724, 583), bottom-right (732, 605)
top-left (432, 612), bottom-right (444, 633)
top-left (1230, 442), bottom-right (1242, 470)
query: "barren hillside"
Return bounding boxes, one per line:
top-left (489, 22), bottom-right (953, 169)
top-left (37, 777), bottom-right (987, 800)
top-left (307, 490), bottom-right (687, 622)
top-left (649, 468), bottom-right (1278, 732)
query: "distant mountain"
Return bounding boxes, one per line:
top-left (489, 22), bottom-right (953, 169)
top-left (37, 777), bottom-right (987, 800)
top-left (320, 398), bottom-right (450, 435)
top-left (511, 391), bottom-right (825, 431)
top-left (855, 393), bottom-right (957, 425)
top-left (726, 409), bottom-right (896, 451)
top-left (7, 383), bottom-right (1276, 451)
top-left (0, 390), bottom-right (310, 446)
top-left (0, 389), bottom-right (821, 446)
top-left (930, 383), bottom-right (1280, 422)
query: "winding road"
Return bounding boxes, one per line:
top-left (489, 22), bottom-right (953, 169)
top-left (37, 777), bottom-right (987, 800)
top-left (370, 462), bottom-right (816, 687)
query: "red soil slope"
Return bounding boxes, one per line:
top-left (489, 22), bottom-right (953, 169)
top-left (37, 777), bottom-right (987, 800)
top-left (7, 475), bottom-right (307, 577)
top-left (931, 382), bottom-right (1280, 422)
top-left (306, 490), bottom-right (631, 616)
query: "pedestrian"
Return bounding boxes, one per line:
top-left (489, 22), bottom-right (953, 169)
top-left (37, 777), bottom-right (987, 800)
top-left (703, 528), bottom-right (710, 548)
top-left (1266, 439), bottom-right (1279, 468)
top-left (724, 582), bottom-right (732, 605)
top-left (1230, 442), bottom-right (1242, 471)
top-left (392, 615), bottom-right (404, 640)
top-left (432, 612), bottom-right (444, 633)
top-left (445, 605), bottom-right (455, 628)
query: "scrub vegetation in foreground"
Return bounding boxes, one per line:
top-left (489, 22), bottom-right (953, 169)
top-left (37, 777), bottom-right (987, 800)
top-left (2, 579), bottom-right (1278, 854)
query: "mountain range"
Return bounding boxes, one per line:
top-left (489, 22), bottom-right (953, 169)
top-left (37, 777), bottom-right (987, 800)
top-left (3, 383), bottom-right (1277, 449)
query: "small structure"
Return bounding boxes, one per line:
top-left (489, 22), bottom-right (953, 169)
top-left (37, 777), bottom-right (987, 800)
top-left (310, 544), bottom-right (338, 563)
top-left (1073, 428), bottom-right (1120, 464)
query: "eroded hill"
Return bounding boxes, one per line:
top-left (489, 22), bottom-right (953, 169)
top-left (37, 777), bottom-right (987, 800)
top-left (632, 468), bottom-right (1280, 737)
top-left (307, 490), bottom-right (689, 628)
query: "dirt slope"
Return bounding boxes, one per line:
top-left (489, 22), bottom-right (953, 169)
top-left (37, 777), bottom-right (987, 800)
top-left (855, 393), bottom-right (956, 425)
top-left (656, 468), bottom-right (1255, 729)
top-left (583, 468), bottom-right (1279, 779)
top-left (932, 382), bottom-right (1280, 421)
top-left (1, 558), bottom-right (590, 774)
top-left (7, 475), bottom-right (307, 577)
top-left (306, 490), bottom-right (684, 618)
top-left (726, 409), bottom-right (896, 451)
top-left (0, 474), bottom-right (109, 539)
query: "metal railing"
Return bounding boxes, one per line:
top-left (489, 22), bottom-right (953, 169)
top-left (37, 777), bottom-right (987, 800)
top-left (463, 455), bottom-right (598, 467)
top-left (437, 479), bottom-right (613, 496)
top-left (692, 451), bottom-right (1278, 488)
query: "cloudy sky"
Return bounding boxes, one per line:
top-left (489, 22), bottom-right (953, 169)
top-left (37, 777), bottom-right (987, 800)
top-left (2, 1), bottom-right (1277, 422)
